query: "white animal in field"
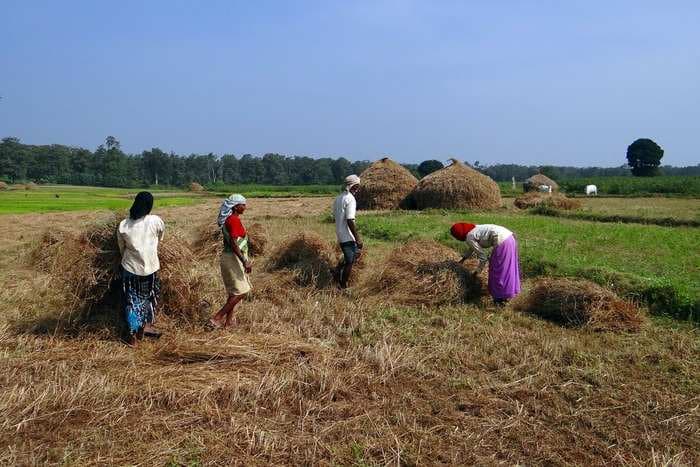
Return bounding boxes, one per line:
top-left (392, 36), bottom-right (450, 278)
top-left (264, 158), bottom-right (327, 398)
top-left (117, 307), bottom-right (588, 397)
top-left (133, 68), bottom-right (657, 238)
top-left (585, 184), bottom-right (597, 196)
top-left (538, 184), bottom-right (552, 193)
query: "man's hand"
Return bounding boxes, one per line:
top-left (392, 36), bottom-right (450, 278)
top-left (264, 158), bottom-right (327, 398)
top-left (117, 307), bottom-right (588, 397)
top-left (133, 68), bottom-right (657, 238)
top-left (356, 240), bottom-right (363, 250)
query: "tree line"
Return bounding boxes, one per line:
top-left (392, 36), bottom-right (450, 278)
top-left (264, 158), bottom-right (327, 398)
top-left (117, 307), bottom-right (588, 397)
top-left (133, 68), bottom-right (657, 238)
top-left (1, 136), bottom-right (698, 188)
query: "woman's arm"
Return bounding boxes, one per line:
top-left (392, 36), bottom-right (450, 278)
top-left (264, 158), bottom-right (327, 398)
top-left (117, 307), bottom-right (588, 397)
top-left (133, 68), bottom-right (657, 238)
top-left (466, 237), bottom-right (488, 272)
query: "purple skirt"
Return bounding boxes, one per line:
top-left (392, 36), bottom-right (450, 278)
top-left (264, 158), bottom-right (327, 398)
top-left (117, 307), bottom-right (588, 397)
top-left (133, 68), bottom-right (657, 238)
top-left (488, 235), bottom-right (521, 300)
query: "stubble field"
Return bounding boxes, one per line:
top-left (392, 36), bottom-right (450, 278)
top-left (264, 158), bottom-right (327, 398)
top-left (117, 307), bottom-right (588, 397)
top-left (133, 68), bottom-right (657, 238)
top-left (0, 196), bottom-right (698, 465)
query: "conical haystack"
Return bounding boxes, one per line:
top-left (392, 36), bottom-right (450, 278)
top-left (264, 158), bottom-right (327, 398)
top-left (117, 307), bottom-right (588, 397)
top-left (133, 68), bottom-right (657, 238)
top-left (524, 173), bottom-right (558, 192)
top-left (413, 159), bottom-right (501, 210)
top-left (356, 157), bottom-right (418, 210)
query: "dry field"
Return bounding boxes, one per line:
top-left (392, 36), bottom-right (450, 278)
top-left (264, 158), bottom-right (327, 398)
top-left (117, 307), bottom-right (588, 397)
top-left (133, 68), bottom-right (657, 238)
top-left (1, 197), bottom-right (698, 465)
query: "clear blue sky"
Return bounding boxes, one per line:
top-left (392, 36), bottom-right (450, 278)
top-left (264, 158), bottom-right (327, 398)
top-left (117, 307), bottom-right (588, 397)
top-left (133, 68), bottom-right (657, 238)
top-left (1, 1), bottom-right (699, 166)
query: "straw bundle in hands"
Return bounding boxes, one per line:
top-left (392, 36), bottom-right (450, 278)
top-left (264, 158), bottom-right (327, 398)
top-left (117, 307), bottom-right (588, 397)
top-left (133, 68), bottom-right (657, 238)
top-left (32, 220), bottom-right (208, 324)
top-left (356, 157), bottom-right (418, 210)
top-left (361, 239), bottom-right (486, 306)
top-left (514, 277), bottom-right (645, 332)
top-left (413, 159), bottom-right (501, 210)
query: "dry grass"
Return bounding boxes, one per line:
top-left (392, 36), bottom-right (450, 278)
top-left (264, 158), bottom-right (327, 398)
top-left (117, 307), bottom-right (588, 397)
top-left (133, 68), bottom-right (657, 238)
top-left (188, 182), bottom-right (204, 192)
top-left (361, 239), bottom-right (487, 306)
top-left (193, 221), bottom-right (268, 259)
top-left (0, 181), bottom-right (7, 191)
top-left (414, 159), bottom-right (502, 210)
top-left (514, 191), bottom-right (582, 210)
top-left (356, 157), bottom-right (418, 210)
top-left (24, 182), bottom-right (37, 190)
top-left (514, 277), bottom-right (646, 332)
top-left (0, 200), bottom-right (698, 465)
top-left (524, 173), bottom-right (559, 192)
top-left (266, 232), bottom-right (337, 288)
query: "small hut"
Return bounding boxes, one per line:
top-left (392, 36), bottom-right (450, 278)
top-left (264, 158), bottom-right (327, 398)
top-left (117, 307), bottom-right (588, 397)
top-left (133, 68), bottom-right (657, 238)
top-left (413, 159), bottom-right (502, 210)
top-left (356, 157), bottom-right (418, 210)
top-left (523, 173), bottom-right (558, 192)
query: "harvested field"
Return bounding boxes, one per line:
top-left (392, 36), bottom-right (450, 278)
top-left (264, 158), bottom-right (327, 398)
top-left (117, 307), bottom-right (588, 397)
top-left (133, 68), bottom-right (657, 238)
top-left (514, 191), bottom-right (582, 210)
top-left (0, 197), bottom-right (698, 465)
top-left (514, 277), bottom-right (646, 332)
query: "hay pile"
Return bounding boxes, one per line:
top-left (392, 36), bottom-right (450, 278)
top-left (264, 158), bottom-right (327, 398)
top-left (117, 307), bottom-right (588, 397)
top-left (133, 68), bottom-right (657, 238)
top-left (524, 173), bottom-right (559, 192)
top-left (194, 222), bottom-right (268, 259)
top-left (361, 239), bottom-right (485, 306)
top-left (188, 182), bottom-right (204, 192)
top-left (356, 157), bottom-right (418, 210)
top-left (25, 182), bottom-right (37, 190)
top-left (413, 159), bottom-right (501, 210)
top-left (514, 278), bottom-right (645, 332)
top-left (0, 181), bottom-right (7, 190)
top-left (514, 192), bottom-right (582, 210)
top-left (32, 221), bottom-right (208, 324)
top-left (266, 232), bottom-right (336, 288)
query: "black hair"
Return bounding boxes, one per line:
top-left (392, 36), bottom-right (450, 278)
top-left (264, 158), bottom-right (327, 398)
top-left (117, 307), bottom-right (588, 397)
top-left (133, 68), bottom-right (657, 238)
top-left (129, 191), bottom-right (154, 220)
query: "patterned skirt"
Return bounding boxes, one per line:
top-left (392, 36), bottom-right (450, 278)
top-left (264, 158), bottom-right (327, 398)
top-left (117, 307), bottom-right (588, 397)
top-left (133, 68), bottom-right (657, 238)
top-left (121, 267), bottom-right (160, 335)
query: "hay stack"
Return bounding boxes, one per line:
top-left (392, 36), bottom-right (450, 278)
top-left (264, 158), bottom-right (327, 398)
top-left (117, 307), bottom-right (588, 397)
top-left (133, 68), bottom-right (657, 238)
top-left (188, 182), bottom-right (204, 192)
top-left (356, 157), bottom-right (418, 210)
top-left (514, 192), bottom-right (581, 210)
top-left (413, 159), bottom-right (501, 210)
top-left (0, 181), bottom-right (7, 190)
top-left (194, 222), bottom-right (268, 259)
top-left (25, 182), bottom-right (37, 190)
top-left (32, 221), bottom-right (208, 324)
top-left (524, 173), bottom-right (558, 192)
top-left (361, 239), bottom-right (485, 306)
top-left (266, 232), bottom-right (337, 288)
top-left (514, 278), bottom-right (644, 332)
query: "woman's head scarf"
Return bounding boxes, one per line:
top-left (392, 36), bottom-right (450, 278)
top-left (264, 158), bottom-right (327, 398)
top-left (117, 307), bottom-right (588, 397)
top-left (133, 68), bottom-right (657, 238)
top-left (129, 191), bottom-right (154, 220)
top-left (217, 194), bottom-right (247, 226)
top-left (450, 222), bottom-right (476, 241)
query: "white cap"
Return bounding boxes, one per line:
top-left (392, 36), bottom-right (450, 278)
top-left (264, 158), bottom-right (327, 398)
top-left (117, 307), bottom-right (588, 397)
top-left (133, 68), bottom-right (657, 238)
top-left (344, 174), bottom-right (361, 188)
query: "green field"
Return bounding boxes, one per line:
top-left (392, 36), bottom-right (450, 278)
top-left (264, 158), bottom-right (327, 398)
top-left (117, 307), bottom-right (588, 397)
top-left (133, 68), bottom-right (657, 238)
top-left (558, 175), bottom-right (700, 197)
top-left (355, 210), bottom-right (700, 321)
top-left (0, 185), bottom-right (204, 214)
top-left (208, 183), bottom-right (338, 198)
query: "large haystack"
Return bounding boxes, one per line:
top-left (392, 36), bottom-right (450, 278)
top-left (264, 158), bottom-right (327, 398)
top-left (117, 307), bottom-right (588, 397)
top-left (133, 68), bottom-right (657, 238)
top-left (356, 157), bottom-right (418, 210)
top-left (361, 239), bottom-right (486, 306)
top-left (194, 222), bottom-right (268, 259)
top-left (25, 182), bottom-right (37, 190)
top-left (32, 221), bottom-right (209, 326)
top-left (0, 181), bottom-right (7, 190)
top-left (524, 173), bottom-right (559, 192)
top-left (413, 159), bottom-right (501, 210)
top-left (514, 278), bottom-right (645, 332)
top-left (514, 192), bottom-right (581, 210)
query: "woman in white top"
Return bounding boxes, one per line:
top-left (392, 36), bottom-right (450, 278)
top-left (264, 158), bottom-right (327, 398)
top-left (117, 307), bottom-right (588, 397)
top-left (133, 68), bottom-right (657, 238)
top-left (450, 222), bottom-right (521, 304)
top-left (117, 191), bottom-right (165, 346)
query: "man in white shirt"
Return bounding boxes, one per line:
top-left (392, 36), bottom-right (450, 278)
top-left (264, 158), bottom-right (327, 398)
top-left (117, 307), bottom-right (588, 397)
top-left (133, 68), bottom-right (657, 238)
top-left (333, 174), bottom-right (362, 288)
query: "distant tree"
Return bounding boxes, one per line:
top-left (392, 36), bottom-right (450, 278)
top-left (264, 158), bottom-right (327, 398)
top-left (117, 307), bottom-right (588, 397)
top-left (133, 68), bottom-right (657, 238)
top-left (105, 136), bottom-right (120, 151)
top-left (627, 138), bottom-right (664, 176)
top-left (417, 160), bottom-right (444, 177)
top-left (538, 166), bottom-right (561, 180)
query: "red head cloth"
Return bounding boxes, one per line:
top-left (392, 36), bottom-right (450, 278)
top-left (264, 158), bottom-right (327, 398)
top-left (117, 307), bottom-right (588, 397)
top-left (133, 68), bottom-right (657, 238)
top-left (450, 222), bottom-right (476, 241)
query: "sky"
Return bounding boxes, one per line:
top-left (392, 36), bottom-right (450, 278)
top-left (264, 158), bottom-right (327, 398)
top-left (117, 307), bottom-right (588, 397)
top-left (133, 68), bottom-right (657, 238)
top-left (1, 0), bottom-right (699, 166)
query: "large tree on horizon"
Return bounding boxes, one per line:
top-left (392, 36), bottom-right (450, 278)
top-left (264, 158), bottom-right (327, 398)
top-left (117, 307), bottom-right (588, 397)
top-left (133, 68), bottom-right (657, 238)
top-left (626, 138), bottom-right (664, 176)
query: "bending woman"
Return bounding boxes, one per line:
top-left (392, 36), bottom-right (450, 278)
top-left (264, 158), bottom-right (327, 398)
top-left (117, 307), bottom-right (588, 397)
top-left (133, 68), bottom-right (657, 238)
top-left (117, 191), bottom-right (165, 345)
top-left (210, 194), bottom-right (252, 328)
top-left (450, 222), bottom-right (521, 305)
